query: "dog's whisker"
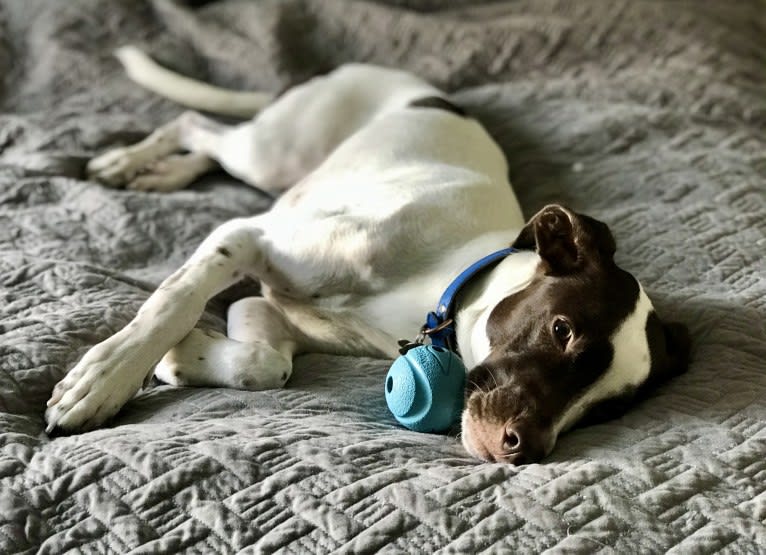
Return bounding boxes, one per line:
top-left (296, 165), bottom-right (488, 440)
top-left (488, 369), bottom-right (499, 390)
top-left (468, 380), bottom-right (490, 395)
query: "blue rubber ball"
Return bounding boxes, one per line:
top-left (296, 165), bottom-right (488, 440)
top-left (385, 345), bottom-right (466, 433)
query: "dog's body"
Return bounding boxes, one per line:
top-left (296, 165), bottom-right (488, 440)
top-left (46, 49), bottom-right (689, 463)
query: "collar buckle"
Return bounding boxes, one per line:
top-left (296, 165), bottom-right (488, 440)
top-left (422, 318), bottom-right (454, 337)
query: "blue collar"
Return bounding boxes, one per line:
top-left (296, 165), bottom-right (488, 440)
top-left (418, 247), bottom-right (517, 352)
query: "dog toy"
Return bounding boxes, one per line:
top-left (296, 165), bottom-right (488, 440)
top-left (385, 344), bottom-right (466, 433)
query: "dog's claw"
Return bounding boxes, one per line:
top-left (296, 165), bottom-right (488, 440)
top-left (47, 385), bottom-right (62, 407)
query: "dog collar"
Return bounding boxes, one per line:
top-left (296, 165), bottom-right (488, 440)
top-left (400, 247), bottom-right (517, 354)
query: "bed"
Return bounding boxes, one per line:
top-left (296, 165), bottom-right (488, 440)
top-left (1, 0), bottom-right (765, 552)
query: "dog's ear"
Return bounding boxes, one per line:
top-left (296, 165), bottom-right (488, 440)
top-left (644, 315), bottom-right (691, 388)
top-left (512, 204), bottom-right (616, 275)
top-left (659, 321), bottom-right (691, 377)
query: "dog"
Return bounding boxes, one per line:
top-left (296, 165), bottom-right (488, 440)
top-left (45, 47), bottom-right (690, 464)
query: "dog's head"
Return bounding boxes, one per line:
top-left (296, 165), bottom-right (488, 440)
top-left (461, 205), bottom-right (690, 464)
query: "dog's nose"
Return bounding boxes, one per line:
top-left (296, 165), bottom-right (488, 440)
top-left (502, 423), bottom-right (524, 462)
top-left (500, 420), bottom-right (545, 464)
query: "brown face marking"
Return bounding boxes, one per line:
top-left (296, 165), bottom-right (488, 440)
top-left (462, 205), bottom-right (690, 464)
top-left (464, 265), bottom-right (638, 463)
top-left (217, 246), bottom-right (232, 258)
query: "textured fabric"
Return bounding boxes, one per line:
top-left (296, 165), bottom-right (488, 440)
top-left (1, 0), bottom-right (765, 552)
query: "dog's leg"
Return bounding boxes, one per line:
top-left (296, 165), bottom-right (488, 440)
top-left (198, 65), bottom-right (442, 194)
top-left (86, 111), bottom-right (222, 189)
top-left (45, 216), bottom-right (268, 432)
top-left (89, 65), bottom-right (441, 195)
top-left (154, 297), bottom-right (299, 389)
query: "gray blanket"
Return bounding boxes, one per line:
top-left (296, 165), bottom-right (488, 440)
top-left (1, 0), bottom-right (765, 552)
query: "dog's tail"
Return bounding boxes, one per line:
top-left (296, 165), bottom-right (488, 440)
top-left (114, 46), bottom-right (273, 118)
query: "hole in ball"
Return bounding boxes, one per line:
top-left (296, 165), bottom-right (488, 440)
top-left (387, 376), bottom-right (393, 393)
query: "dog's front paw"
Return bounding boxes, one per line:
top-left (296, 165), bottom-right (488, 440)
top-left (45, 336), bottom-right (154, 433)
top-left (86, 147), bottom-right (146, 187)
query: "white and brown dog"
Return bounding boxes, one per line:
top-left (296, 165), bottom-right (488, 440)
top-left (45, 48), bottom-right (690, 464)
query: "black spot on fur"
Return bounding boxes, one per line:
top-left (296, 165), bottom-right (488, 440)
top-left (217, 246), bottom-right (232, 258)
top-left (281, 372), bottom-right (288, 381)
top-left (198, 356), bottom-right (205, 361)
top-left (409, 96), bottom-right (467, 117)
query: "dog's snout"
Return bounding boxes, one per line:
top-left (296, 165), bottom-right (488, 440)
top-left (463, 405), bottom-right (552, 464)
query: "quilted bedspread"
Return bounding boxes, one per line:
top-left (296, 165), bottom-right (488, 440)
top-left (1, 0), bottom-right (765, 552)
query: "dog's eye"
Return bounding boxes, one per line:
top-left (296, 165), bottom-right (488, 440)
top-left (552, 318), bottom-right (573, 346)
